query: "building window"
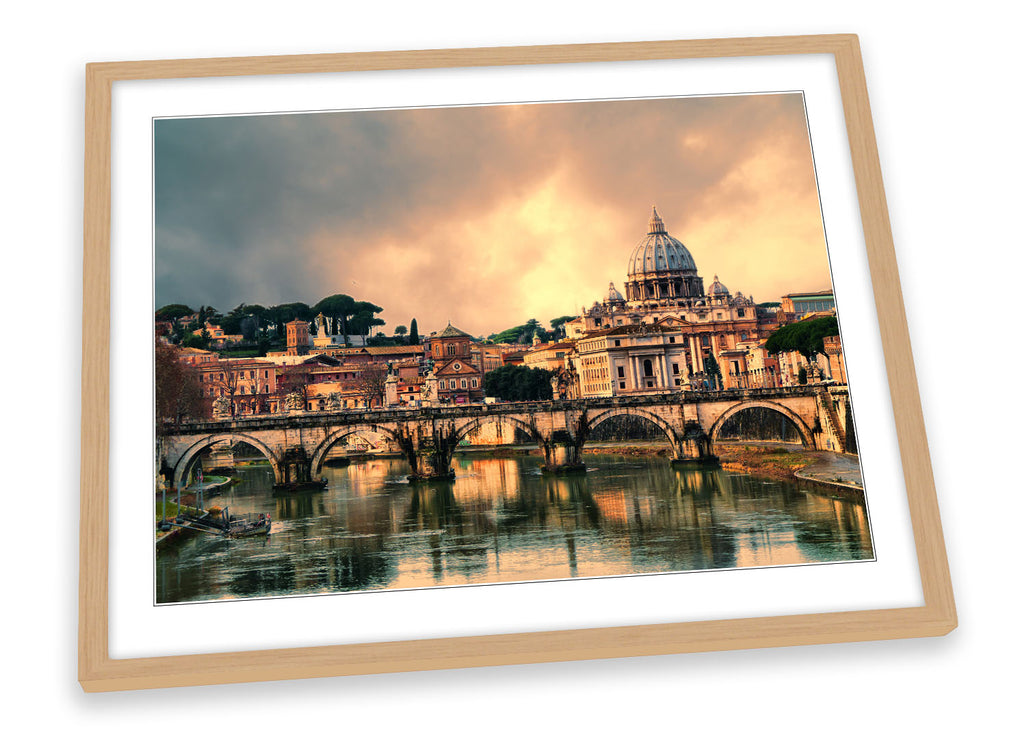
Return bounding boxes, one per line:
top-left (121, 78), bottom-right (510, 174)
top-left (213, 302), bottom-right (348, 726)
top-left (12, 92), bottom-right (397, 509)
top-left (672, 363), bottom-right (679, 375)
top-left (619, 381), bottom-right (626, 389)
top-left (617, 366), bottom-right (625, 378)
top-left (460, 379), bottom-right (468, 389)
top-left (471, 378), bottom-right (478, 388)
top-left (614, 339), bottom-right (620, 346)
top-left (669, 336), bottom-right (676, 343)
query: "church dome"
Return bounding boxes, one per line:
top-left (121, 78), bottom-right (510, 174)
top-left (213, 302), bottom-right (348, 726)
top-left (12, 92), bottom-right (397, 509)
top-left (627, 207), bottom-right (697, 277)
top-left (707, 275), bottom-right (730, 296)
top-left (605, 282), bottom-right (625, 303)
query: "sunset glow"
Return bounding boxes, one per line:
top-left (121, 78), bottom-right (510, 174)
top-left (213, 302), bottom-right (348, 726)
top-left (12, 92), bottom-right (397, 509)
top-left (155, 93), bottom-right (831, 336)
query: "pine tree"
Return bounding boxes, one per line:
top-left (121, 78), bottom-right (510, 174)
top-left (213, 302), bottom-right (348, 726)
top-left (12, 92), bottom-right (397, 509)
top-left (408, 318), bottom-right (419, 345)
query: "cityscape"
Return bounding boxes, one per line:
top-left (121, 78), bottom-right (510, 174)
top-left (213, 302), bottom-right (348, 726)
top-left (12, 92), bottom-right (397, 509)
top-left (153, 95), bottom-right (873, 603)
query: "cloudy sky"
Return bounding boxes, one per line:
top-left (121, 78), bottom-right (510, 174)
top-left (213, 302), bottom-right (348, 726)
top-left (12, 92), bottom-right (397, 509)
top-left (155, 92), bottom-right (832, 337)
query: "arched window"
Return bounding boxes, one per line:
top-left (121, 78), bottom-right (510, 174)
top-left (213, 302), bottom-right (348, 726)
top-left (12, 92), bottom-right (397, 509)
top-left (643, 359), bottom-right (654, 377)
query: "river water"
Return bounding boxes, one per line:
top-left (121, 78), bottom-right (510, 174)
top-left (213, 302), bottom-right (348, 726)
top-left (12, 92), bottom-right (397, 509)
top-left (156, 453), bottom-right (874, 604)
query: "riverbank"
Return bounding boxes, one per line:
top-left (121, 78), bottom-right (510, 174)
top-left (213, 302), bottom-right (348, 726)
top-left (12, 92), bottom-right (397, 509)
top-left (156, 475), bottom-right (236, 545)
top-left (581, 442), bottom-right (674, 458)
top-left (716, 444), bottom-right (864, 498)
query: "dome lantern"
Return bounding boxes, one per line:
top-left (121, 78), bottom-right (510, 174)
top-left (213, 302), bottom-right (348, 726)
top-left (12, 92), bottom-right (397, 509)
top-left (627, 206), bottom-right (698, 277)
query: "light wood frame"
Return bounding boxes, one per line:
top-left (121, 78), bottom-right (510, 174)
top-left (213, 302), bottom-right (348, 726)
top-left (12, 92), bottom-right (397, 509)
top-left (80, 34), bottom-right (955, 692)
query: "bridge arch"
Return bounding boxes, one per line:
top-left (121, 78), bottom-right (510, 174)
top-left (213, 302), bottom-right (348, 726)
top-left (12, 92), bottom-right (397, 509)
top-left (452, 414), bottom-right (544, 448)
top-left (708, 400), bottom-right (814, 448)
top-left (585, 407), bottom-right (680, 447)
top-left (173, 433), bottom-right (282, 490)
top-left (309, 424), bottom-right (403, 477)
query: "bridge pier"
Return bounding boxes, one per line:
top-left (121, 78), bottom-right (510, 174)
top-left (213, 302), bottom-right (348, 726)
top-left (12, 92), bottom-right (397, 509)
top-left (671, 421), bottom-right (718, 466)
top-left (403, 426), bottom-right (457, 483)
top-left (277, 447), bottom-right (314, 487)
top-left (542, 431), bottom-right (586, 474)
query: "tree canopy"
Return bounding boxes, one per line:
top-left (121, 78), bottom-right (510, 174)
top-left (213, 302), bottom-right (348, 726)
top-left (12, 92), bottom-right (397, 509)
top-left (764, 316), bottom-right (839, 358)
top-left (310, 294), bottom-right (384, 337)
top-left (484, 364), bottom-right (554, 401)
top-left (549, 315), bottom-right (577, 338)
top-left (218, 303), bottom-right (269, 338)
top-left (408, 318), bottom-right (419, 345)
top-left (490, 318), bottom-right (549, 345)
top-left (155, 304), bottom-right (194, 321)
top-left (155, 339), bottom-right (204, 425)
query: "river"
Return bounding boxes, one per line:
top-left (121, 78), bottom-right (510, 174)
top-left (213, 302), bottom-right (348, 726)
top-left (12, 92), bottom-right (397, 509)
top-left (156, 453), bottom-right (874, 604)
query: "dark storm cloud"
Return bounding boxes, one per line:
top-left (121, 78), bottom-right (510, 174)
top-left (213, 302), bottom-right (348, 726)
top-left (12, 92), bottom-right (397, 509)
top-left (155, 93), bottom-right (829, 335)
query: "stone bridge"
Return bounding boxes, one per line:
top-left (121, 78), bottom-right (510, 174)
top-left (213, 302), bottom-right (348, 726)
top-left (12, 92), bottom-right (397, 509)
top-left (159, 386), bottom-right (853, 488)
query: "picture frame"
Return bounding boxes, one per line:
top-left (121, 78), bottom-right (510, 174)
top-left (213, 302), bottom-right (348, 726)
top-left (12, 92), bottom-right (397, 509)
top-left (80, 33), bottom-right (955, 692)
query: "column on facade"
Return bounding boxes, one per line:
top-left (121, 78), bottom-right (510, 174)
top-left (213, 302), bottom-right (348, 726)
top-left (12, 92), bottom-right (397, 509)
top-left (660, 352), bottom-right (670, 389)
top-left (690, 335), bottom-right (704, 373)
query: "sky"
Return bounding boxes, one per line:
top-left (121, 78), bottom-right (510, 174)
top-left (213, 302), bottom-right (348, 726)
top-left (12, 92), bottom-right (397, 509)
top-left (155, 93), bottom-right (833, 338)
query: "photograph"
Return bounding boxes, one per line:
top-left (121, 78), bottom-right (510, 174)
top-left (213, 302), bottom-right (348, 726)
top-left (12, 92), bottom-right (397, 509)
top-left (153, 91), bottom-right (873, 605)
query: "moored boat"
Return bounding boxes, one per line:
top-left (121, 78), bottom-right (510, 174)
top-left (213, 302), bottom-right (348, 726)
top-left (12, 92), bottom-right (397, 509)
top-left (225, 513), bottom-right (272, 538)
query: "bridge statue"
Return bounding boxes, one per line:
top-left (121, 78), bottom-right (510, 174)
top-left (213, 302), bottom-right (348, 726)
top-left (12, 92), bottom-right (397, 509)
top-left (159, 386), bottom-right (852, 490)
top-left (212, 395), bottom-right (232, 420)
top-left (420, 370), bottom-right (439, 406)
top-left (284, 391), bottom-right (305, 412)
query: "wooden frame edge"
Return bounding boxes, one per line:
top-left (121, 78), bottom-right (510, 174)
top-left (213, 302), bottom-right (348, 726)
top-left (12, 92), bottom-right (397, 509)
top-left (79, 33), bottom-right (955, 693)
top-left (80, 604), bottom-right (955, 692)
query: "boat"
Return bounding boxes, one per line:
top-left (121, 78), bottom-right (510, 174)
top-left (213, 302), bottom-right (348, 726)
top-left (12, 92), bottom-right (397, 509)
top-left (225, 513), bottom-right (272, 538)
top-left (166, 506), bottom-right (271, 538)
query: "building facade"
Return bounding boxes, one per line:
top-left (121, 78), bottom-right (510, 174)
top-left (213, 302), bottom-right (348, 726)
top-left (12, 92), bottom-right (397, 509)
top-left (780, 290), bottom-right (836, 322)
top-left (572, 325), bottom-right (692, 397)
top-left (426, 323), bottom-right (484, 403)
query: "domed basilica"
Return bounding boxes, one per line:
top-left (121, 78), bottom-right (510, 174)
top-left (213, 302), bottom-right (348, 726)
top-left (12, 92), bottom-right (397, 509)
top-left (565, 207), bottom-right (762, 340)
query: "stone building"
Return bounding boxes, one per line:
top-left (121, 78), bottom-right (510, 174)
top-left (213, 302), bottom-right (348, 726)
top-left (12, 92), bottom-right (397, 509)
top-left (285, 318), bottom-right (310, 356)
top-left (564, 208), bottom-right (763, 351)
top-left (192, 357), bottom-right (279, 416)
top-left (192, 320), bottom-right (244, 349)
top-left (426, 323), bottom-right (484, 403)
top-left (571, 324), bottom-right (692, 397)
top-left (779, 290), bottom-right (836, 323)
top-left (822, 335), bottom-right (847, 384)
top-left (561, 208), bottom-right (772, 390)
top-left (523, 341), bottom-right (574, 372)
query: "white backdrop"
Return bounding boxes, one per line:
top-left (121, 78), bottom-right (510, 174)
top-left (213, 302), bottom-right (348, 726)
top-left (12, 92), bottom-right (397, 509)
top-left (2, 1), bottom-right (1019, 733)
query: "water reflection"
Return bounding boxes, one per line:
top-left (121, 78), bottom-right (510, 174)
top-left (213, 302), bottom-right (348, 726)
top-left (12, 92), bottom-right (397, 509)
top-left (156, 454), bottom-right (874, 604)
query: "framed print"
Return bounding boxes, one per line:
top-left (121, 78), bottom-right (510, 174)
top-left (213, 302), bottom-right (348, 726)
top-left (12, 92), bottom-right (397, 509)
top-left (80, 34), bottom-right (956, 692)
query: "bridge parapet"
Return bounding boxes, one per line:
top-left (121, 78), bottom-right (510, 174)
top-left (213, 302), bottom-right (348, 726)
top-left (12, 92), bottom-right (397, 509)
top-left (164, 385), bottom-right (826, 435)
